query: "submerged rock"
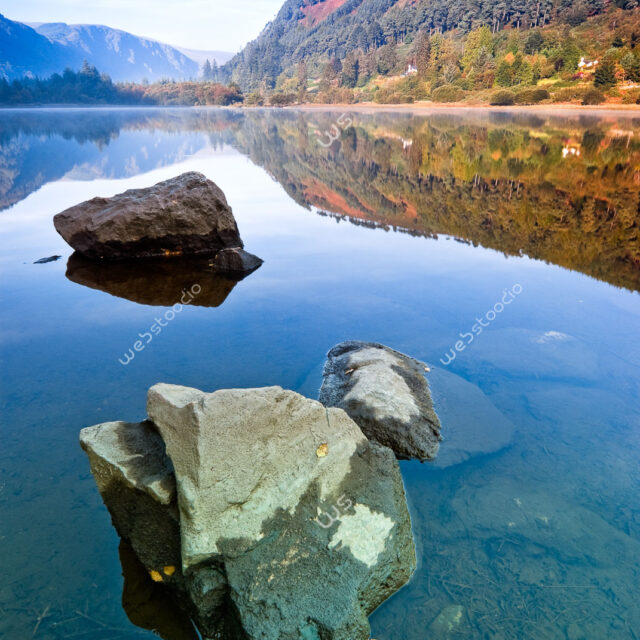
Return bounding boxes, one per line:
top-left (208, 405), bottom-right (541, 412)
top-left (426, 367), bottom-right (515, 468)
top-left (319, 341), bottom-right (442, 461)
top-left (81, 384), bottom-right (416, 640)
top-left (429, 604), bottom-right (466, 637)
top-left (212, 247), bottom-right (264, 276)
top-left (33, 255), bottom-right (61, 264)
top-left (54, 172), bottom-right (243, 260)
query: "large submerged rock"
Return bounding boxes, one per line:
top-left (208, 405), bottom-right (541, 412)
top-left (54, 172), bottom-right (244, 260)
top-left (319, 341), bottom-right (442, 461)
top-left (81, 385), bottom-right (416, 640)
top-left (426, 367), bottom-right (515, 468)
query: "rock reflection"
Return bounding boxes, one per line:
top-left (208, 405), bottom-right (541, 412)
top-left (65, 252), bottom-right (258, 307)
top-left (119, 539), bottom-right (199, 640)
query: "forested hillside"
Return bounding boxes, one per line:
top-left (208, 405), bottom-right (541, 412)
top-left (224, 0), bottom-right (640, 100)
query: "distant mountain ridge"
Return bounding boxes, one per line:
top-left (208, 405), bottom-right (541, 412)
top-left (0, 14), bottom-right (231, 82)
top-left (174, 47), bottom-right (234, 67)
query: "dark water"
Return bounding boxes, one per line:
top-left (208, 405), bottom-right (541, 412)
top-left (1, 107), bottom-right (639, 640)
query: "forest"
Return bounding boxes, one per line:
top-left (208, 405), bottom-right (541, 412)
top-left (3, 4), bottom-right (640, 107)
top-left (0, 62), bottom-right (243, 106)
top-left (235, 4), bottom-right (640, 106)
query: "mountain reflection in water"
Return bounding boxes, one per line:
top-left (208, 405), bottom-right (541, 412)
top-left (2, 107), bottom-right (640, 640)
top-left (1, 107), bottom-right (639, 292)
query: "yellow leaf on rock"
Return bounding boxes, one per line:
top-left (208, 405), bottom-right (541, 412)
top-left (149, 570), bottom-right (163, 583)
top-left (163, 566), bottom-right (176, 576)
top-left (316, 443), bottom-right (329, 458)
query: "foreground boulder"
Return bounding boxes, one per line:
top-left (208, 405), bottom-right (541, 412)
top-left (54, 172), bottom-right (244, 260)
top-left (319, 341), bottom-right (442, 461)
top-left (80, 385), bottom-right (416, 639)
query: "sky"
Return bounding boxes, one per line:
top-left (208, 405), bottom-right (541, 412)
top-left (0, 0), bottom-right (285, 52)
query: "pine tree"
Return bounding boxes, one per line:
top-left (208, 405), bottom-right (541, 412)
top-left (413, 31), bottom-right (431, 77)
top-left (203, 59), bottom-right (213, 82)
top-left (341, 52), bottom-right (359, 87)
top-left (297, 61), bottom-right (308, 90)
top-left (496, 59), bottom-right (513, 86)
top-left (594, 56), bottom-right (617, 87)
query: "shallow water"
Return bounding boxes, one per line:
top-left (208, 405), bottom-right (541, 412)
top-left (1, 107), bottom-right (639, 639)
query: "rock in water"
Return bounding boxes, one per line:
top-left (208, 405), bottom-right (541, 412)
top-left (33, 255), bottom-right (61, 264)
top-left (81, 385), bottom-right (416, 640)
top-left (426, 366), bottom-right (514, 468)
top-left (319, 341), bottom-right (442, 461)
top-left (212, 247), bottom-right (264, 276)
top-left (54, 172), bottom-right (243, 260)
top-left (79, 421), bottom-right (182, 579)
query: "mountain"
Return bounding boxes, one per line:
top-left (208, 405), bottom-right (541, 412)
top-left (0, 14), bottom-right (200, 82)
top-left (224, 0), bottom-right (611, 89)
top-left (174, 47), bottom-right (234, 67)
top-left (32, 22), bottom-right (200, 82)
top-left (0, 14), bottom-right (79, 80)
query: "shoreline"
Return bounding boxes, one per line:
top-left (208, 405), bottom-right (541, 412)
top-left (289, 101), bottom-right (640, 114)
top-left (2, 101), bottom-right (640, 114)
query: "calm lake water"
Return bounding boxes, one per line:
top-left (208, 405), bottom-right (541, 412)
top-left (1, 107), bottom-right (640, 639)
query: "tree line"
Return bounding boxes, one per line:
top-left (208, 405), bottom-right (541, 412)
top-left (0, 62), bottom-right (243, 106)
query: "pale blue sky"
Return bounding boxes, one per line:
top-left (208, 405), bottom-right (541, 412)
top-left (1, 0), bottom-right (284, 52)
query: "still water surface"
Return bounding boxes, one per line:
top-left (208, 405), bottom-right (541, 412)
top-left (1, 107), bottom-right (639, 639)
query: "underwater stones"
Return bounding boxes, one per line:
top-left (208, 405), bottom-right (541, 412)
top-left (426, 367), bottom-right (515, 468)
top-left (81, 383), bottom-right (416, 640)
top-left (429, 604), bottom-right (466, 637)
top-left (319, 341), bottom-right (442, 461)
top-left (212, 247), bottom-right (264, 276)
top-left (54, 172), bottom-right (244, 259)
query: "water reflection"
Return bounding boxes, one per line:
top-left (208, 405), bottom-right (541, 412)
top-left (65, 253), bottom-right (251, 307)
top-left (1, 108), bottom-right (640, 640)
top-left (2, 107), bottom-right (639, 292)
top-left (119, 540), bottom-right (199, 640)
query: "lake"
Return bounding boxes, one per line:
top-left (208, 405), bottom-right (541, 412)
top-left (1, 106), bottom-right (639, 640)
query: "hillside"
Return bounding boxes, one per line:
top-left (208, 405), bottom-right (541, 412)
top-left (0, 14), bottom-right (79, 80)
top-left (224, 0), bottom-right (632, 91)
top-left (0, 14), bottom-right (200, 82)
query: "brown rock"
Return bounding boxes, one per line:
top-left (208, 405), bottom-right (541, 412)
top-left (54, 172), bottom-right (243, 259)
top-left (213, 247), bottom-right (263, 275)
